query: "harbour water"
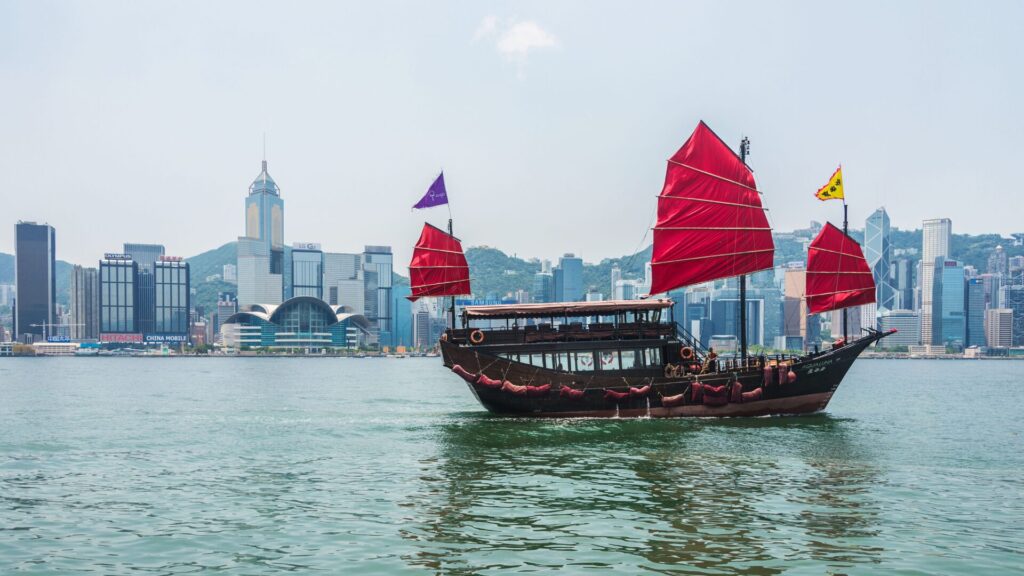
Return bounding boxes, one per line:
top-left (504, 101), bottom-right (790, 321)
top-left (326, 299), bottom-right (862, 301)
top-left (1, 358), bottom-right (1022, 574)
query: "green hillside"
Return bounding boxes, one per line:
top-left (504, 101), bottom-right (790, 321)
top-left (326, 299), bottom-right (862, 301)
top-left (1, 226), bottom-right (1020, 320)
top-left (187, 242), bottom-right (237, 283)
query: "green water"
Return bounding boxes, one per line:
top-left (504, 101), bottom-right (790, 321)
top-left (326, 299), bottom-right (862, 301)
top-left (1, 358), bottom-right (1021, 574)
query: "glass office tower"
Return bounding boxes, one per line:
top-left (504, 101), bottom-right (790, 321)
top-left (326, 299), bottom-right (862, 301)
top-left (14, 221), bottom-right (56, 342)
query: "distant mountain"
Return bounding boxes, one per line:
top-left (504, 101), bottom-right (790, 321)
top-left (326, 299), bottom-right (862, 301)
top-left (1, 227), bottom-right (1020, 317)
top-left (187, 241), bottom-right (237, 283)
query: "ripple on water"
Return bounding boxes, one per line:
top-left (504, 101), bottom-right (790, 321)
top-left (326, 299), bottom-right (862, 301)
top-left (1, 357), bottom-right (1023, 574)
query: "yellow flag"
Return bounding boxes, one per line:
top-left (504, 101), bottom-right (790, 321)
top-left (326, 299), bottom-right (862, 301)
top-left (815, 166), bottom-right (844, 201)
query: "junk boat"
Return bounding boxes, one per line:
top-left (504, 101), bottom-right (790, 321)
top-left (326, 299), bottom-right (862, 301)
top-left (412, 121), bottom-right (893, 417)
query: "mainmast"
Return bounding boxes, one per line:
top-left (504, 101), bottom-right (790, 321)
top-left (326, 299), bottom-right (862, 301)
top-left (739, 136), bottom-right (750, 363)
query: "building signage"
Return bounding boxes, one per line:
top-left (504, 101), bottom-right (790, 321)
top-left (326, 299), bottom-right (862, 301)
top-left (100, 333), bottom-right (144, 343)
top-left (144, 334), bottom-right (189, 343)
top-left (103, 253), bottom-right (132, 260)
top-left (158, 255), bottom-right (184, 262)
top-left (47, 336), bottom-right (71, 343)
top-left (292, 242), bottom-right (322, 251)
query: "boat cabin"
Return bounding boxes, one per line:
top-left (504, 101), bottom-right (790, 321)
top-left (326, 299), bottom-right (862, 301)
top-left (444, 299), bottom-right (704, 377)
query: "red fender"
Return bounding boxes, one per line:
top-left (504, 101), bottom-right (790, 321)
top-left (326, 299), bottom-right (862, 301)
top-left (501, 381), bottom-right (528, 396)
top-left (741, 387), bottom-right (763, 402)
top-left (604, 389), bottom-right (630, 402)
top-left (560, 386), bottom-right (585, 400)
top-left (526, 384), bottom-right (551, 397)
top-left (477, 374), bottom-right (503, 389)
top-left (629, 385), bottom-right (651, 397)
top-left (451, 364), bottom-right (480, 384)
top-left (702, 384), bottom-right (728, 406)
top-left (661, 393), bottom-right (686, 407)
top-left (787, 370), bottom-right (797, 383)
top-left (730, 381), bottom-right (743, 403)
top-left (690, 382), bottom-right (704, 403)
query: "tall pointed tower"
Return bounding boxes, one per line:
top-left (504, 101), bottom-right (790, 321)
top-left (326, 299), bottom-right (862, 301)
top-left (237, 159), bottom-right (285, 307)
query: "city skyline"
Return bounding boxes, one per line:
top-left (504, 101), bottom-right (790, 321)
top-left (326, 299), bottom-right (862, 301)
top-left (2, 1), bottom-right (1023, 269)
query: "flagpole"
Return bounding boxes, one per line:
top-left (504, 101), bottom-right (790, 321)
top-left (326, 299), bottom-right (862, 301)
top-left (445, 173), bottom-right (456, 332)
top-left (842, 193), bottom-right (848, 344)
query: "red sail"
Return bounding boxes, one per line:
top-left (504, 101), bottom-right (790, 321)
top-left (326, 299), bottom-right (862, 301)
top-left (407, 223), bottom-right (471, 302)
top-left (806, 222), bottom-right (876, 314)
top-left (650, 121), bottom-right (774, 295)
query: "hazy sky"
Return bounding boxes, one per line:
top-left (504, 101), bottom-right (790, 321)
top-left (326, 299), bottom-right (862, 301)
top-left (2, 1), bottom-right (1021, 268)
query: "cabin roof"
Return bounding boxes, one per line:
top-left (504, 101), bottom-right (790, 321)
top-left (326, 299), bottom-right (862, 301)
top-left (462, 299), bottom-right (674, 320)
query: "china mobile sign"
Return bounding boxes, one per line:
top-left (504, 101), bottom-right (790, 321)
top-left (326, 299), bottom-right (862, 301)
top-left (100, 333), bottom-right (143, 343)
top-left (144, 334), bottom-right (189, 343)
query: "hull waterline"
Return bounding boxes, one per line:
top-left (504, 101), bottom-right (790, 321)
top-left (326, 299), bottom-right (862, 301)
top-left (441, 331), bottom-right (889, 418)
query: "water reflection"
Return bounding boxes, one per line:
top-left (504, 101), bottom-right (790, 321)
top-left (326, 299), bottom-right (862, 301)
top-left (403, 414), bottom-right (884, 573)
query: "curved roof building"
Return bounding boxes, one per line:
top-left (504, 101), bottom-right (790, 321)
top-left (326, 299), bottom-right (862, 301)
top-left (222, 296), bottom-right (371, 350)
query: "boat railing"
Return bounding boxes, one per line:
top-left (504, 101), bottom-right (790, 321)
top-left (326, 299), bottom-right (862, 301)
top-left (673, 323), bottom-right (708, 357)
top-left (446, 322), bottom-right (677, 346)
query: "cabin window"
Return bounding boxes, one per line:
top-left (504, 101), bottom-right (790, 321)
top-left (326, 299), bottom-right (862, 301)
top-left (575, 351), bottom-right (595, 371)
top-left (551, 352), bottom-right (569, 371)
top-left (644, 348), bottom-right (661, 366)
top-left (598, 351), bottom-right (617, 370)
top-left (620, 349), bottom-right (636, 370)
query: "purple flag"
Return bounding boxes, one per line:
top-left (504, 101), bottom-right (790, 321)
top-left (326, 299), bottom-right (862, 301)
top-left (413, 172), bottom-right (448, 210)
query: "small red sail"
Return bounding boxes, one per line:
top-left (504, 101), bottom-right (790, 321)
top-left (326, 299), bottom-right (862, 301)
top-left (806, 222), bottom-right (876, 314)
top-left (650, 121), bottom-right (774, 295)
top-left (407, 223), bottom-right (471, 302)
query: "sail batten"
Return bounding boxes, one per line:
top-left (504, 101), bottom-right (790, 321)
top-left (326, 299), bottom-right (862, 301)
top-left (805, 222), bottom-right (875, 314)
top-left (649, 121), bottom-right (775, 295)
top-left (407, 223), bottom-right (472, 302)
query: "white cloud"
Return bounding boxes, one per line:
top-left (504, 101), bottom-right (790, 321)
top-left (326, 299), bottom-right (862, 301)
top-left (497, 21), bottom-right (558, 63)
top-left (473, 17), bottom-right (558, 77)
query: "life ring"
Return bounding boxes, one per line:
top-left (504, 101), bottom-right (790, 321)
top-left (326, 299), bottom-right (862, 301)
top-left (664, 364), bottom-right (676, 378)
top-left (469, 330), bottom-right (485, 345)
top-left (680, 346), bottom-right (694, 360)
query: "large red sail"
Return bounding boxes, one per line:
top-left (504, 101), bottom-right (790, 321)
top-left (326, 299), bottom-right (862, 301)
top-left (806, 222), bottom-right (876, 314)
top-left (650, 121), bottom-right (774, 295)
top-left (407, 223), bottom-right (471, 302)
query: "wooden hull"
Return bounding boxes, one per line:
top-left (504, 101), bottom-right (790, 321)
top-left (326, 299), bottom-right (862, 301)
top-left (441, 332), bottom-right (889, 418)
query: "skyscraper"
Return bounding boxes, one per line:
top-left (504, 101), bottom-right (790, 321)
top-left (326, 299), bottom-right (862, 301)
top-left (532, 271), bottom-right (554, 303)
top-left (964, 277), bottom-right (985, 347)
top-left (985, 308), bottom-right (1013, 348)
top-left (864, 208), bottom-right (896, 317)
top-left (363, 245), bottom-right (393, 347)
top-left (323, 252), bottom-right (364, 310)
top-left (920, 218), bottom-right (952, 344)
top-left (892, 257), bottom-right (915, 311)
top-left (556, 254), bottom-right (584, 302)
top-left (291, 243), bottom-right (324, 299)
top-left (153, 257), bottom-right (190, 342)
top-left (999, 285), bottom-right (1024, 346)
top-left (99, 254), bottom-right (140, 342)
top-left (933, 258), bottom-right (965, 346)
top-left (124, 243), bottom-right (165, 334)
top-left (70, 265), bottom-right (100, 340)
top-left (987, 245), bottom-right (1008, 276)
top-left (14, 221), bottom-right (56, 342)
top-left (237, 159), bottom-right (285, 307)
